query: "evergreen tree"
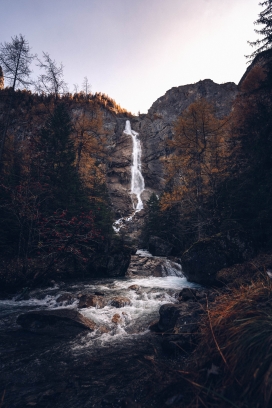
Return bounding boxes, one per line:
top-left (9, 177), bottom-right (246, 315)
top-left (248, 0), bottom-right (272, 59)
top-left (36, 103), bottom-right (84, 212)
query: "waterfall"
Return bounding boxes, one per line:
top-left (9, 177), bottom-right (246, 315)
top-left (113, 121), bottom-right (145, 232)
top-left (124, 120), bottom-right (145, 211)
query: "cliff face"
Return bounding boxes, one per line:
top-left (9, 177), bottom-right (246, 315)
top-left (139, 79), bottom-right (237, 192)
top-left (106, 80), bottom-right (238, 217)
top-left (103, 112), bottom-right (132, 217)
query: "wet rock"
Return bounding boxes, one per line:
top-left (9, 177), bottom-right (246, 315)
top-left (15, 287), bottom-right (30, 301)
top-left (89, 237), bottom-right (133, 278)
top-left (110, 296), bottom-right (131, 308)
top-left (181, 231), bottom-right (253, 285)
top-left (112, 313), bottom-right (121, 324)
top-left (94, 291), bottom-right (105, 296)
top-left (98, 325), bottom-right (110, 333)
top-left (158, 302), bottom-right (202, 335)
top-left (148, 236), bottom-right (173, 257)
top-left (78, 294), bottom-right (106, 309)
top-left (17, 309), bottom-right (96, 336)
top-left (126, 255), bottom-right (163, 277)
top-left (179, 288), bottom-right (196, 301)
top-left (149, 320), bottom-right (159, 331)
top-left (128, 284), bottom-right (140, 291)
top-left (56, 293), bottom-right (76, 305)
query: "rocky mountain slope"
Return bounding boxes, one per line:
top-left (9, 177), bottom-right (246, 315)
top-left (106, 79), bottom-right (238, 217)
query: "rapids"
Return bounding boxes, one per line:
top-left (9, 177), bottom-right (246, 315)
top-left (0, 250), bottom-right (198, 349)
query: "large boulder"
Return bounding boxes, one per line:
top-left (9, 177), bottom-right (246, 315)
top-left (148, 236), bottom-right (173, 256)
top-left (181, 231), bottom-right (253, 285)
top-left (158, 302), bottom-right (202, 333)
top-left (126, 254), bottom-right (165, 277)
top-left (17, 309), bottom-right (96, 337)
top-left (89, 237), bottom-right (133, 277)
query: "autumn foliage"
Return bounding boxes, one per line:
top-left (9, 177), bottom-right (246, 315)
top-left (0, 94), bottom-right (114, 290)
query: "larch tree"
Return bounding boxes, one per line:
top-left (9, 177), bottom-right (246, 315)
top-left (36, 52), bottom-right (68, 98)
top-left (162, 99), bottom-right (229, 240)
top-left (72, 100), bottom-right (106, 185)
top-left (0, 34), bottom-right (35, 164)
top-left (82, 76), bottom-right (91, 97)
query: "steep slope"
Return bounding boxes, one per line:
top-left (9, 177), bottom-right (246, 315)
top-left (129, 79), bottom-right (237, 195)
top-left (105, 79), bottom-right (237, 226)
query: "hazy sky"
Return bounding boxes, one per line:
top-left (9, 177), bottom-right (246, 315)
top-left (1, 0), bottom-right (260, 114)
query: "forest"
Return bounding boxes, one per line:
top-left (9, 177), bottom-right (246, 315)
top-left (0, 48), bottom-right (133, 290)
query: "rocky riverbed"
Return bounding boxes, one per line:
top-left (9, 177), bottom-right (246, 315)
top-left (0, 250), bottom-right (211, 408)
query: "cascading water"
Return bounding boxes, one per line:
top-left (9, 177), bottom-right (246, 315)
top-left (113, 120), bottom-right (145, 232)
top-left (124, 120), bottom-right (145, 211)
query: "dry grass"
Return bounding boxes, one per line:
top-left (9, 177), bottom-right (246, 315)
top-left (197, 275), bottom-right (272, 407)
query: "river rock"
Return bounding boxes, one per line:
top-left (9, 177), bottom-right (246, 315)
top-left (148, 236), bottom-right (173, 257)
top-left (56, 293), bottom-right (76, 305)
top-left (78, 294), bottom-right (106, 309)
top-left (126, 255), bottom-right (164, 277)
top-left (179, 288), bottom-right (196, 301)
top-left (112, 313), bottom-right (121, 324)
top-left (181, 231), bottom-right (253, 285)
top-left (89, 237), bottom-right (133, 277)
top-left (158, 302), bottom-right (202, 334)
top-left (17, 309), bottom-right (96, 336)
top-left (128, 284), bottom-right (140, 291)
top-left (110, 296), bottom-right (131, 308)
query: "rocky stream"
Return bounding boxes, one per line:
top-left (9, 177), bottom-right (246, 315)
top-left (0, 249), bottom-right (206, 408)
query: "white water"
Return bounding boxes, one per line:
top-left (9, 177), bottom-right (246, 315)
top-left (124, 120), bottom-right (145, 211)
top-left (113, 120), bottom-right (145, 232)
top-left (0, 271), bottom-right (199, 348)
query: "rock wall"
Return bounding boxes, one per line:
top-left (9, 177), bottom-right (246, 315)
top-left (103, 111), bottom-right (132, 217)
top-left (106, 79), bottom-right (238, 216)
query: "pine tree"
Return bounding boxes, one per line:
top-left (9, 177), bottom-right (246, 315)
top-left (36, 103), bottom-right (84, 213)
top-left (248, 1), bottom-right (272, 59)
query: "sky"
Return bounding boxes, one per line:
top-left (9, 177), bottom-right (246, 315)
top-left (0, 0), bottom-right (261, 114)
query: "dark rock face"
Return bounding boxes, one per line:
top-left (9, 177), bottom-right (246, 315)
top-left (238, 48), bottom-right (272, 89)
top-left (131, 79), bottom-right (237, 194)
top-left (105, 115), bottom-right (133, 217)
top-left (17, 309), bottom-right (96, 336)
top-left (158, 301), bottom-right (203, 333)
top-left (89, 238), bottom-right (133, 277)
top-left (181, 231), bottom-right (253, 285)
top-left (104, 80), bottom-right (237, 220)
top-left (148, 235), bottom-right (173, 257)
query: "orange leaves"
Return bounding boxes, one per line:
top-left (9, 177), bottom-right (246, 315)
top-left (160, 99), bottom-right (232, 240)
top-left (71, 100), bottom-right (107, 189)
